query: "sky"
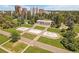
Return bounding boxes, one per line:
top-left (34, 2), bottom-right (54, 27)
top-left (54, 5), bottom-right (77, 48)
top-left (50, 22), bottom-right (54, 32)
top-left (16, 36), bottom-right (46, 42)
top-left (0, 5), bottom-right (79, 11)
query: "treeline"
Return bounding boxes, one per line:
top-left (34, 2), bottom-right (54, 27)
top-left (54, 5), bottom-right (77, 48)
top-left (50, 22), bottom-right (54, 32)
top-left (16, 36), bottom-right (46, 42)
top-left (1, 11), bottom-right (79, 29)
top-left (23, 11), bottom-right (79, 26)
top-left (0, 14), bottom-right (16, 29)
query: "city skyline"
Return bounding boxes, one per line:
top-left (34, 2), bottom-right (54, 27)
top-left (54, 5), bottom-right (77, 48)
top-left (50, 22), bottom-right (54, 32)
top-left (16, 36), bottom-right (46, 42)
top-left (0, 5), bottom-right (79, 11)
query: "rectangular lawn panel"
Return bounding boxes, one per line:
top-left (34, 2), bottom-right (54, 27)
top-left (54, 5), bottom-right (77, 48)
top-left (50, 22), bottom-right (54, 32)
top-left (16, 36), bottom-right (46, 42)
top-left (0, 48), bottom-right (8, 53)
top-left (47, 27), bottom-right (61, 34)
top-left (21, 24), bottom-right (32, 28)
top-left (34, 26), bottom-right (45, 30)
top-left (12, 19), bottom-right (18, 24)
top-left (38, 37), bottom-right (65, 49)
top-left (22, 33), bottom-right (37, 40)
top-left (24, 46), bottom-right (50, 53)
top-left (73, 24), bottom-right (79, 33)
top-left (2, 41), bottom-right (27, 53)
top-left (0, 35), bottom-right (9, 44)
top-left (4, 28), bottom-right (21, 33)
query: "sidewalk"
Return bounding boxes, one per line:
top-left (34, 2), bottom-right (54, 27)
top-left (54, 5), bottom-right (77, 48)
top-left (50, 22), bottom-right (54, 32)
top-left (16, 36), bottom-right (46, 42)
top-left (0, 29), bottom-right (72, 53)
top-left (20, 37), bottom-right (71, 53)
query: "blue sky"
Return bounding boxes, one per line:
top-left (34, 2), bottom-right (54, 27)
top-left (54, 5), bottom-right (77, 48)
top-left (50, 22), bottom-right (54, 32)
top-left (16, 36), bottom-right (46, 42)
top-left (0, 5), bottom-right (79, 11)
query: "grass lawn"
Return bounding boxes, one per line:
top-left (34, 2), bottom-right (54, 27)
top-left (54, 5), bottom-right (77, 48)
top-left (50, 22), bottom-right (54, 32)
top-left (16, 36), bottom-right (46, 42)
top-left (21, 24), bottom-right (33, 28)
top-left (22, 33), bottom-right (37, 40)
top-left (24, 46), bottom-right (51, 53)
top-left (0, 48), bottom-right (7, 53)
top-left (34, 26), bottom-right (45, 30)
top-left (12, 19), bottom-right (18, 24)
top-left (3, 28), bottom-right (21, 33)
top-left (47, 27), bottom-right (61, 34)
top-left (2, 41), bottom-right (27, 53)
top-left (73, 24), bottom-right (79, 33)
top-left (38, 37), bottom-right (65, 49)
top-left (0, 35), bottom-right (9, 44)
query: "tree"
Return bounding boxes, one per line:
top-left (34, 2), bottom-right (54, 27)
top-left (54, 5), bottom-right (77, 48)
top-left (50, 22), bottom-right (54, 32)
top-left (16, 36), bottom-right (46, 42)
top-left (33, 15), bottom-right (39, 23)
top-left (17, 15), bottom-right (25, 26)
top-left (17, 18), bottom-right (21, 26)
top-left (27, 11), bottom-right (32, 20)
top-left (28, 19), bottom-right (35, 25)
top-left (61, 30), bottom-right (77, 51)
top-left (3, 15), bottom-right (13, 21)
top-left (66, 16), bottom-right (74, 30)
top-left (75, 15), bottom-right (79, 24)
top-left (10, 31), bottom-right (20, 42)
top-left (0, 15), bottom-right (15, 29)
top-left (46, 12), bottom-right (53, 19)
top-left (53, 15), bottom-right (61, 28)
top-left (50, 21), bottom-right (55, 27)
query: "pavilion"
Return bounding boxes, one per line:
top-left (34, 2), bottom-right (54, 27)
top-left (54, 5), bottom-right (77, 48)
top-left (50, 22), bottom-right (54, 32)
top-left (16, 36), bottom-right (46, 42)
top-left (36, 20), bottom-right (52, 26)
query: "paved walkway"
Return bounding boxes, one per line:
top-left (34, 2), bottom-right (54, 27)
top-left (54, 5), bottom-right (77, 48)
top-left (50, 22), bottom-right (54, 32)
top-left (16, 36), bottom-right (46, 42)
top-left (20, 24), bottom-right (71, 53)
top-left (20, 24), bottom-right (37, 35)
top-left (0, 39), bottom-right (11, 46)
top-left (0, 28), bottom-right (72, 53)
top-left (21, 25), bottom-right (50, 52)
top-left (75, 33), bottom-right (79, 38)
top-left (21, 45), bottom-right (30, 53)
top-left (0, 30), bottom-right (12, 53)
top-left (0, 30), bottom-right (11, 37)
top-left (33, 26), bottom-right (50, 41)
top-left (0, 46), bottom-right (12, 53)
top-left (20, 37), bottom-right (71, 53)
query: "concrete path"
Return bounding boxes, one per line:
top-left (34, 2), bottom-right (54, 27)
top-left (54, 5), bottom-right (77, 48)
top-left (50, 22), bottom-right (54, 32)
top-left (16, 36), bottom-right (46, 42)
top-left (21, 24), bottom-right (50, 52)
top-left (0, 30), bottom-right (11, 37)
top-left (0, 29), bottom-right (72, 53)
top-left (20, 24), bottom-right (37, 35)
top-left (0, 46), bottom-right (12, 53)
top-left (31, 23), bottom-right (37, 29)
top-left (0, 39), bottom-right (11, 46)
top-left (20, 37), bottom-right (71, 53)
top-left (33, 25), bottom-right (50, 41)
top-left (75, 33), bottom-right (79, 38)
top-left (0, 30), bottom-right (12, 53)
top-left (21, 45), bottom-right (30, 53)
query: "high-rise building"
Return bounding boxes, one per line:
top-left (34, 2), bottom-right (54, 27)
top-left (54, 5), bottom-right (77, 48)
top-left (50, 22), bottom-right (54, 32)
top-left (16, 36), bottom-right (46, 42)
top-left (21, 8), bottom-right (27, 19)
top-left (36, 7), bottom-right (39, 14)
top-left (39, 9), bottom-right (45, 15)
top-left (15, 5), bottom-right (22, 16)
top-left (30, 7), bottom-right (39, 15)
top-left (21, 8), bottom-right (27, 16)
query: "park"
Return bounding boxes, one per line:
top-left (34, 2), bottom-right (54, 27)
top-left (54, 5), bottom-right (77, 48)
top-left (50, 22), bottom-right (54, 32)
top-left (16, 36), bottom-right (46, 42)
top-left (0, 5), bottom-right (79, 53)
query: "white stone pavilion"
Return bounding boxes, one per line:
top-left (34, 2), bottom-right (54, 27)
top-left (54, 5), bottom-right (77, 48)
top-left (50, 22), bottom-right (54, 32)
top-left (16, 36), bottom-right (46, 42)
top-left (37, 20), bottom-right (52, 26)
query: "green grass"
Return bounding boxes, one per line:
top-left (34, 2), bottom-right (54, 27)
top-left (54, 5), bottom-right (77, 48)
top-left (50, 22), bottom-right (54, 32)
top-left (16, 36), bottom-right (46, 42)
top-left (38, 37), bottom-right (65, 49)
top-left (3, 28), bottom-right (21, 34)
top-left (4, 28), bottom-right (20, 33)
top-left (12, 19), bottom-right (18, 24)
top-left (22, 33), bottom-right (37, 40)
top-left (0, 48), bottom-right (7, 53)
top-left (47, 27), bottom-right (61, 33)
top-left (21, 24), bottom-right (32, 28)
top-left (24, 46), bottom-right (51, 53)
top-left (34, 26), bottom-right (45, 30)
top-left (73, 24), bottom-right (79, 33)
top-left (2, 41), bottom-right (27, 53)
top-left (0, 35), bottom-right (9, 44)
